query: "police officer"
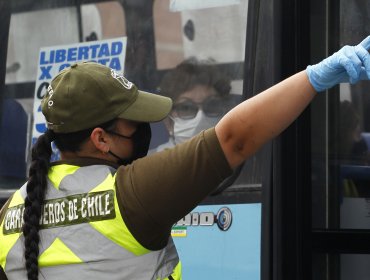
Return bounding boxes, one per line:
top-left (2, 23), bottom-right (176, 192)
top-left (1, 36), bottom-right (370, 280)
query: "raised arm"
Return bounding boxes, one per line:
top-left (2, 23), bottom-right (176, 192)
top-left (216, 71), bottom-right (315, 168)
top-left (216, 36), bottom-right (370, 169)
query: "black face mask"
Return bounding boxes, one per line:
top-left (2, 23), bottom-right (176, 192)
top-left (107, 123), bottom-right (152, 165)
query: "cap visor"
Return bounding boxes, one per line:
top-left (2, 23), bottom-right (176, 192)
top-left (118, 90), bottom-right (172, 122)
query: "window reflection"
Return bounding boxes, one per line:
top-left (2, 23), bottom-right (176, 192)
top-left (0, 99), bottom-right (29, 188)
top-left (338, 0), bottom-right (370, 230)
top-left (341, 254), bottom-right (370, 280)
top-left (339, 94), bottom-right (370, 228)
top-left (6, 7), bottom-right (79, 84)
top-left (151, 58), bottom-right (238, 152)
top-left (1, 2), bottom-right (126, 190)
top-left (81, 2), bottom-right (126, 41)
top-left (312, 253), bottom-right (370, 280)
top-left (151, 0), bottom-right (259, 189)
top-left (0, 0), bottom-right (254, 191)
top-left (311, 0), bottom-right (370, 230)
top-left (153, 0), bottom-right (248, 69)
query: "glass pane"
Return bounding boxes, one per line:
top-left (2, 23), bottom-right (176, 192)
top-left (0, 1), bottom-right (125, 189)
top-left (152, 0), bottom-right (258, 190)
top-left (312, 253), bottom-right (370, 280)
top-left (81, 2), bottom-right (126, 41)
top-left (6, 7), bottom-right (79, 84)
top-left (154, 0), bottom-right (248, 69)
top-left (338, 0), bottom-right (370, 230)
top-left (311, 0), bottom-right (370, 230)
top-left (0, 3), bottom-right (260, 279)
top-left (2, 6), bottom-right (80, 188)
top-left (341, 254), bottom-right (370, 280)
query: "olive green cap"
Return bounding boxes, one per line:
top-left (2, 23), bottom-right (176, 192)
top-left (41, 62), bottom-right (172, 133)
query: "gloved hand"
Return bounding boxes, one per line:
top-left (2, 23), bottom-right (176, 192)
top-left (306, 36), bottom-right (370, 92)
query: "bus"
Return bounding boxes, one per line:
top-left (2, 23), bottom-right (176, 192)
top-left (1, 0), bottom-right (370, 279)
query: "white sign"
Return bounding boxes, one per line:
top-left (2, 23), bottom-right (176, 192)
top-left (31, 37), bottom-right (127, 153)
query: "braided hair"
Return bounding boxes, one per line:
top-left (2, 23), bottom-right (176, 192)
top-left (22, 130), bottom-right (54, 280)
top-left (22, 120), bottom-right (116, 279)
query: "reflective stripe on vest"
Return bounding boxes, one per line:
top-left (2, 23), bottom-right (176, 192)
top-left (0, 164), bottom-right (180, 280)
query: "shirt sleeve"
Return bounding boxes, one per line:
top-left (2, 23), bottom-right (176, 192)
top-left (115, 128), bottom-right (232, 250)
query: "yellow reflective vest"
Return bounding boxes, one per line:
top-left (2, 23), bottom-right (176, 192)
top-left (0, 164), bottom-right (181, 279)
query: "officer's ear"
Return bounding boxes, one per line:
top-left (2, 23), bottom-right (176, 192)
top-left (90, 128), bottom-right (112, 153)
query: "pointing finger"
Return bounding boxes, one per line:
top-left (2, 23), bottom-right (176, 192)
top-left (359, 35), bottom-right (370, 50)
top-left (355, 45), bottom-right (370, 78)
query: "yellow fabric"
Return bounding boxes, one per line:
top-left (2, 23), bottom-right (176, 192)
top-left (172, 261), bottom-right (182, 280)
top-left (0, 164), bottom-right (163, 275)
top-left (171, 261), bottom-right (182, 280)
top-left (8, 189), bottom-right (24, 207)
top-left (48, 164), bottom-right (149, 256)
top-left (89, 173), bottom-right (150, 256)
top-left (0, 190), bottom-right (24, 269)
top-left (48, 165), bottom-right (79, 190)
top-left (39, 237), bottom-right (83, 267)
top-left (157, 261), bottom-right (182, 280)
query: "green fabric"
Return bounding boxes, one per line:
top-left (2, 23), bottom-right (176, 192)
top-left (41, 62), bottom-right (172, 133)
top-left (2, 190), bottom-right (116, 235)
top-left (116, 128), bottom-right (232, 250)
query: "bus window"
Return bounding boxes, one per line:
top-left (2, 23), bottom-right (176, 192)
top-left (152, 0), bottom-right (257, 193)
top-left (151, 2), bottom-right (261, 278)
top-left (153, 0), bottom-right (184, 70)
top-left (310, 0), bottom-right (370, 278)
top-left (154, 0), bottom-right (248, 69)
top-left (81, 2), bottom-right (126, 41)
top-left (1, 1), bottom-right (126, 190)
top-left (337, 1), bottom-right (370, 228)
top-left (311, 0), bottom-right (370, 231)
top-left (6, 8), bottom-right (80, 85)
top-left (2, 7), bottom-right (80, 188)
top-left (0, 1), bottom-right (260, 279)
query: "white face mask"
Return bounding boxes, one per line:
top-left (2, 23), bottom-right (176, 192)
top-left (172, 110), bottom-right (219, 144)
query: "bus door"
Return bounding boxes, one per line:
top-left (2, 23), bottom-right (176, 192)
top-left (267, 0), bottom-right (370, 279)
top-left (310, 0), bottom-right (370, 279)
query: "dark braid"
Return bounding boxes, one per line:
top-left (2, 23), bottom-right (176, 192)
top-left (22, 130), bottom-right (54, 280)
top-left (21, 120), bottom-right (116, 279)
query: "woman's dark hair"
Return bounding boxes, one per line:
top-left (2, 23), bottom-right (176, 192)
top-left (22, 119), bottom-right (116, 279)
top-left (159, 57), bottom-right (232, 101)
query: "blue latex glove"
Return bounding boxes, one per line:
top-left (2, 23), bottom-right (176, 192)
top-left (306, 36), bottom-right (370, 92)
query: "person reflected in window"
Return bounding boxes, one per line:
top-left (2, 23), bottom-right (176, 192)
top-left (0, 98), bottom-right (28, 188)
top-left (338, 100), bottom-right (369, 165)
top-left (154, 58), bottom-right (237, 151)
top-left (337, 100), bottom-right (370, 197)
